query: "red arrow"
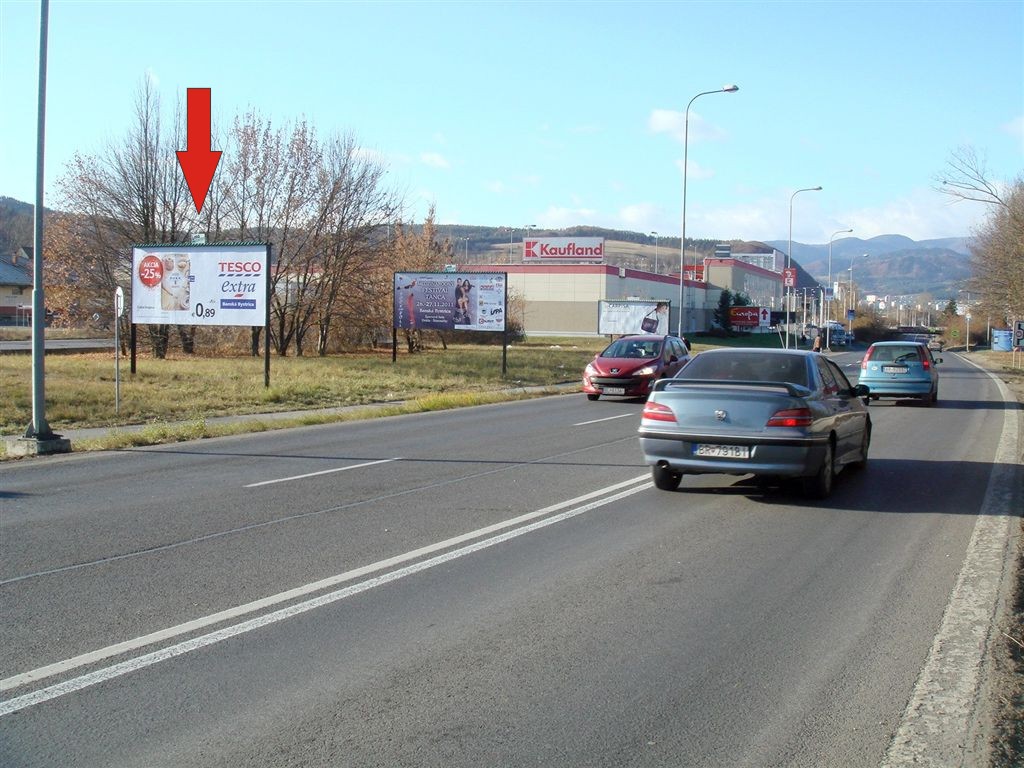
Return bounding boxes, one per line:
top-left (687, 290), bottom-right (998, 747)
top-left (176, 88), bottom-right (222, 213)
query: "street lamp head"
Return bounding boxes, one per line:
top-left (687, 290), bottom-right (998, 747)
top-left (722, 84), bottom-right (739, 92)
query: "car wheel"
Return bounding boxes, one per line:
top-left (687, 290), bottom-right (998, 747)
top-left (652, 464), bottom-right (682, 491)
top-left (851, 424), bottom-right (870, 470)
top-left (929, 387), bottom-right (938, 406)
top-left (802, 441), bottom-right (834, 499)
top-left (586, 393), bottom-right (600, 401)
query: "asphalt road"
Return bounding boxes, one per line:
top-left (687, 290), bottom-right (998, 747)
top-left (1, 351), bottom-right (1019, 767)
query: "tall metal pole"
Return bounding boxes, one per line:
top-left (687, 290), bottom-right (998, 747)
top-left (826, 227), bottom-right (852, 349)
top-left (26, 0), bottom-right (54, 441)
top-left (785, 186), bottom-right (821, 348)
top-left (678, 85), bottom-right (738, 338)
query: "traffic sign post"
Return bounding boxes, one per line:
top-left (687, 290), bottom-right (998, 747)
top-left (114, 286), bottom-right (124, 414)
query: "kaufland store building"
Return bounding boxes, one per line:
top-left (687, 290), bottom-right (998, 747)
top-left (462, 237), bottom-right (786, 336)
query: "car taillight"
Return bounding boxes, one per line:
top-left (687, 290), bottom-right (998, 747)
top-left (642, 401), bottom-right (677, 422)
top-left (861, 348), bottom-right (873, 370)
top-left (766, 408), bottom-right (813, 427)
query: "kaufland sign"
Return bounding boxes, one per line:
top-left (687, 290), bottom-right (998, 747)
top-left (523, 237), bottom-right (604, 262)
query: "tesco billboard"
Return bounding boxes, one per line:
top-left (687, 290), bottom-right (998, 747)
top-left (523, 237), bottom-right (604, 262)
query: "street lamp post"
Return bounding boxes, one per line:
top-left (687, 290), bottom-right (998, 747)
top-left (847, 253), bottom-right (868, 338)
top-left (507, 227), bottom-right (514, 263)
top-left (523, 224), bottom-right (536, 263)
top-left (678, 84), bottom-right (739, 338)
top-left (959, 290), bottom-right (971, 352)
top-left (785, 185), bottom-right (822, 348)
top-left (825, 227), bottom-right (852, 349)
top-left (650, 231), bottom-right (659, 273)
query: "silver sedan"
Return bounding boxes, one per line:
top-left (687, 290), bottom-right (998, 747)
top-left (638, 348), bottom-right (871, 498)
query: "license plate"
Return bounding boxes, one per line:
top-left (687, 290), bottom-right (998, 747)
top-left (882, 365), bottom-right (908, 374)
top-left (694, 444), bottom-right (749, 458)
top-left (603, 386), bottom-right (625, 395)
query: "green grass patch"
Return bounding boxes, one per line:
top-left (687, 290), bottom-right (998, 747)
top-left (0, 341), bottom-right (602, 436)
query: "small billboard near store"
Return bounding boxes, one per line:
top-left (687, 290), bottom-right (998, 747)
top-left (394, 272), bottom-right (506, 331)
top-left (730, 306), bottom-right (770, 328)
top-left (598, 300), bottom-right (671, 335)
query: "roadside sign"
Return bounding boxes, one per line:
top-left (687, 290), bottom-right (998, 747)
top-left (1014, 320), bottom-right (1024, 347)
top-left (115, 286), bottom-right (124, 318)
top-left (729, 306), bottom-right (760, 327)
top-left (846, 309), bottom-right (855, 321)
top-left (783, 268), bottom-right (797, 288)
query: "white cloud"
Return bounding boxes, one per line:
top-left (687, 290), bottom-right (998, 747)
top-left (1002, 115), bottom-right (1024, 146)
top-left (690, 187), bottom-right (986, 244)
top-left (675, 158), bottom-right (715, 181)
top-left (485, 180), bottom-right (506, 194)
top-left (420, 152), bottom-right (450, 169)
top-left (537, 205), bottom-right (599, 229)
top-left (618, 202), bottom-right (660, 228)
top-left (838, 191), bottom-right (984, 241)
top-left (649, 109), bottom-right (726, 144)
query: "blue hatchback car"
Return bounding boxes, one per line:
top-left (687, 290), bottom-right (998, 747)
top-left (857, 341), bottom-right (941, 406)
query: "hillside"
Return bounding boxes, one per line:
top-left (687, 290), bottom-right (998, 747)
top-left (0, 195), bottom-right (971, 300)
top-left (765, 236), bottom-right (971, 297)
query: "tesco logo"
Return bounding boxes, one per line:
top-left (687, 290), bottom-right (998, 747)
top-left (218, 261), bottom-right (263, 276)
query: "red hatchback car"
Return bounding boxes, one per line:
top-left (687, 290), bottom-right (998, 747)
top-left (583, 334), bottom-right (692, 400)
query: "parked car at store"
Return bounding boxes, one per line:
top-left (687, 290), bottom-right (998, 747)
top-left (582, 334), bottom-right (691, 400)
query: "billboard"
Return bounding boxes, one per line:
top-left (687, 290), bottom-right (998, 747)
top-left (523, 237), bottom-right (604, 262)
top-left (131, 244), bottom-right (268, 326)
top-left (598, 300), bottom-right (671, 335)
top-left (730, 306), bottom-right (770, 328)
top-left (394, 272), bottom-right (506, 331)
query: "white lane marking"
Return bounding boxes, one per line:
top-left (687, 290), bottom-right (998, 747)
top-left (245, 458), bottom-right (400, 487)
top-left (0, 474), bottom-right (651, 697)
top-left (573, 413), bottom-right (637, 426)
top-left (882, 359), bottom-right (1021, 766)
top-left (4, 441), bottom-right (639, 587)
top-left (0, 476), bottom-right (652, 715)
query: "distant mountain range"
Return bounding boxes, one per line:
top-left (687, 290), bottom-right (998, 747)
top-left (0, 195), bottom-right (972, 300)
top-left (764, 236), bottom-right (972, 299)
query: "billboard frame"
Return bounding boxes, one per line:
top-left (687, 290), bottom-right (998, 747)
top-left (129, 241), bottom-right (272, 387)
top-left (391, 271), bottom-right (509, 375)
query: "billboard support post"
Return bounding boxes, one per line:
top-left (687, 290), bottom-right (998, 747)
top-left (264, 244), bottom-right (272, 388)
top-left (502, 277), bottom-right (509, 377)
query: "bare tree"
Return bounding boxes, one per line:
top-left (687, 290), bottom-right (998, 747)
top-left (307, 134), bottom-right (400, 355)
top-left (219, 112), bottom-right (322, 356)
top-left (56, 78), bottom-right (196, 357)
top-left (387, 207), bottom-right (453, 353)
top-left (935, 146), bottom-right (1009, 208)
top-left (937, 146), bottom-right (1023, 322)
top-left (966, 179), bottom-right (1024, 321)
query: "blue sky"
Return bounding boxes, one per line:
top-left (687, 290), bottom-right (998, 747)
top-left (2, 0), bottom-right (1022, 244)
